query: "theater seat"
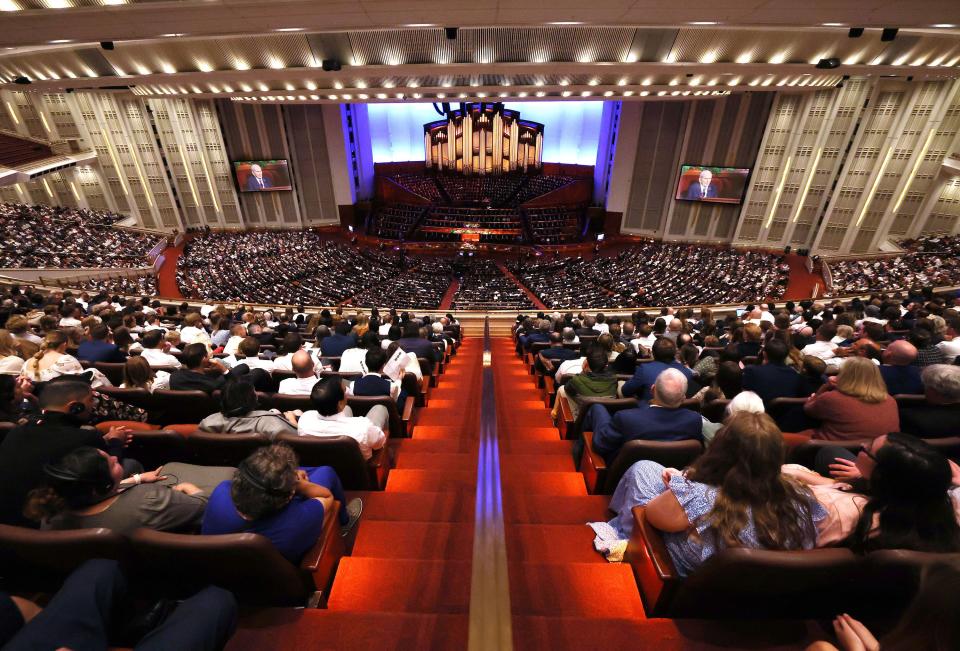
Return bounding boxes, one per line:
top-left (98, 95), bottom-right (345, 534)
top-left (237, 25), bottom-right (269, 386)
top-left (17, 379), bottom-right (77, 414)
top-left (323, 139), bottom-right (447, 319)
top-left (188, 430), bottom-right (270, 467)
top-left (580, 432), bottom-right (703, 494)
top-left (94, 362), bottom-right (127, 386)
top-left (126, 429), bottom-right (193, 469)
top-left (347, 395), bottom-right (414, 439)
top-left (701, 398), bottom-right (730, 423)
top-left (628, 507), bottom-right (868, 619)
top-left (0, 524), bottom-right (129, 593)
top-left (149, 389), bottom-right (218, 425)
top-left (558, 396), bottom-right (638, 441)
top-left (129, 501), bottom-right (343, 607)
top-left (788, 439), bottom-right (864, 469)
top-left (277, 433), bottom-right (389, 490)
top-left (97, 386), bottom-right (153, 411)
top-left (768, 396), bottom-right (815, 433)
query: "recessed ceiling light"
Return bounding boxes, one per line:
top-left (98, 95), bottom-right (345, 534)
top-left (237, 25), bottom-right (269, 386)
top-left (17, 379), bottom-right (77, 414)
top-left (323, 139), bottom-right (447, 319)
top-left (159, 33), bottom-right (185, 38)
top-left (931, 23), bottom-right (956, 28)
top-left (48, 39), bottom-right (72, 44)
top-left (821, 23), bottom-right (845, 27)
top-left (404, 23), bottom-right (436, 27)
top-left (689, 21), bottom-right (718, 25)
top-left (624, 90), bottom-right (635, 96)
top-left (548, 21), bottom-right (583, 25)
top-left (274, 27), bottom-right (304, 32)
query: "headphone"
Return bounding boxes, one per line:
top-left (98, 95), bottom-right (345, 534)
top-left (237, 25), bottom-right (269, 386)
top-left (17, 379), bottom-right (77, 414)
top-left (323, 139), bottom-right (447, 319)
top-left (238, 464), bottom-right (291, 496)
top-left (42, 462), bottom-right (114, 496)
top-left (68, 402), bottom-right (85, 416)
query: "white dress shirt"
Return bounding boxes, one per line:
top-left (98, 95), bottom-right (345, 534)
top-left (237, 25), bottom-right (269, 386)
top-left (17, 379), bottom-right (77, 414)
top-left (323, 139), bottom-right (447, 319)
top-left (801, 340), bottom-right (838, 361)
top-left (278, 376), bottom-right (319, 396)
top-left (140, 347), bottom-right (181, 369)
top-left (297, 410), bottom-right (386, 460)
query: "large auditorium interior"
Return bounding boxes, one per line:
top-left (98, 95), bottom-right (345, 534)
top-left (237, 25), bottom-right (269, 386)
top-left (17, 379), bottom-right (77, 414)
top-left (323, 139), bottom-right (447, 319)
top-left (3, 2), bottom-right (960, 649)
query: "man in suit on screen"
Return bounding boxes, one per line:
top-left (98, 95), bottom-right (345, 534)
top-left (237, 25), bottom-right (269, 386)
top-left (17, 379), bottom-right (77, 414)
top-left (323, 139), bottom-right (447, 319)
top-left (245, 163), bottom-right (273, 191)
top-left (685, 169), bottom-right (718, 200)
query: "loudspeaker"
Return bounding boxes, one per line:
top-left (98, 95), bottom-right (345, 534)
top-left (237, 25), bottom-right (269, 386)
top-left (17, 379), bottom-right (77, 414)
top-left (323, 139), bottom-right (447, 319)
top-left (816, 57), bottom-right (841, 69)
top-left (100, 41), bottom-right (114, 50)
top-left (445, 27), bottom-right (458, 40)
top-left (848, 27), bottom-right (864, 38)
top-left (13, 76), bottom-right (31, 85)
top-left (321, 59), bottom-right (341, 71)
top-left (881, 28), bottom-right (898, 42)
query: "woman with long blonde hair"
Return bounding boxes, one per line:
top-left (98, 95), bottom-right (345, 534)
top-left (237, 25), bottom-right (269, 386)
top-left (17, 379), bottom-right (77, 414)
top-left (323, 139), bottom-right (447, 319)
top-left (798, 357), bottom-right (899, 441)
top-left (21, 331), bottom-right (111, 387)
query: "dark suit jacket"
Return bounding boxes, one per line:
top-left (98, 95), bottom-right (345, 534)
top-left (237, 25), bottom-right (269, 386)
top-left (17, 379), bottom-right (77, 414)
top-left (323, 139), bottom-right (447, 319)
top-left (685, 182), bottom-right (718, 200)
top-left (351, 374), bottom-right (393, 398)
top-left (0, 413), bottom-right (113, 526)
top-left (592, 402), bottom-right (703, 464)
top-left (395, 337), bottom-right (440, 366)
top-left (899, 404), bottom-right (960, 439)
top-left (77, 340), bottom-right (125, 364)
top-left (320, 333), bottom-right (357, 359)
top-left (880, 365), bottom-right (924, 396)
top-left (169, 368), bottom-right (227, 394)
top-left (246, 175), bottom-right (273, 191)
top-left (742, 363), bottom-right (810, 405)
top-left (621, 361), bottom-right (695, 400)
top-left (736, 341), bottom-right (762, 359)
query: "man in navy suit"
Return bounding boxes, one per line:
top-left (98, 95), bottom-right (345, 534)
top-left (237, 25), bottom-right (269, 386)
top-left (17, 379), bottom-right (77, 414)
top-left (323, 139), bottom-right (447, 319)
top-left (741, 338), bottom-right (809, 405)
top-left (395, 322), bottom-right (440, 374)
top-left (349, 348), bottom-right (407, 410)
top-left (76, 323), bottom-right (125, 364)
top-left (685, 169), bottom-right (718, 200)
top-left (319, 321), bottom-right (357, 359)
top-left (621, 338), bottom-right (694, 400)
top-left (245, 164), bottom-right (273, 191)
top-left (587, 368), bottom-right (702, 464)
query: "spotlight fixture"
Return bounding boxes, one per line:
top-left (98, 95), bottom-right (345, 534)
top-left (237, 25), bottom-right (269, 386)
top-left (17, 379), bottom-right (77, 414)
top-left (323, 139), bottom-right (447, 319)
top-left (848, 27), bottom-right (864, 38)
top-left (100, 41), bottom-right (115, 50)
top-left (321, 59), bottom-right (341, 71)
top-left (881, 27), bottom-right (898, 41)
top-left (13, 76), bottom-right (31, 84)
top-left (816, 57), bottom-right (841, 69)
top-left (445, 27), bottom-right (458, 40)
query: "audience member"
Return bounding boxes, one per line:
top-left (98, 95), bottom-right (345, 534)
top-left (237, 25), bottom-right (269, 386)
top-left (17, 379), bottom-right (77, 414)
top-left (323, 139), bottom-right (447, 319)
top-left (293, 377), bottom-right (387, 460)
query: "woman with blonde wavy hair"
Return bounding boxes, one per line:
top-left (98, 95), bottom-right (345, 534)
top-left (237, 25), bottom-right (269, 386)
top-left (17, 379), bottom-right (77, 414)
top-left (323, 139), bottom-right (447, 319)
top-left (20, 331), bottom-right (111, 388)
top-left (796, 356), bottom-right (899, 442)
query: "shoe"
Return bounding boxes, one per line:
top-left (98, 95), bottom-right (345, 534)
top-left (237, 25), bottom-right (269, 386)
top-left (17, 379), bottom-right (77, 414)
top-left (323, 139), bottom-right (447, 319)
top-left (341, 498), bottom-right (363, 537)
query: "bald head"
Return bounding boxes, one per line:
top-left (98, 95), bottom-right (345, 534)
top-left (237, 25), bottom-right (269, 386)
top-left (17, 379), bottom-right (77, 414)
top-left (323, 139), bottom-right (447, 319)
top-left (883, 339), bottom-right (917, 367)
top-left (292, 349), bottom-right (315, 377)
top-left (652, 368), bottom-right (688, 408)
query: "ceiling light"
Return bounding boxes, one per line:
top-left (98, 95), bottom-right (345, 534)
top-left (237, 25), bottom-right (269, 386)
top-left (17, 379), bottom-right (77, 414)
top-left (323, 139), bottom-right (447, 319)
top-left (768, 52), bottom-right (787, 64)
top-left (548, 21), bottom-right (583, 25)
top-left (342, 93), bottom-right (352, 99)
top-left (197, 60), bottom-right (214, 73)
top-left (624, 90), bottom-right (635, 96)
top-left (160, 33), bottom-right (185, 38)
top-left (333, 81), bottom-right (343, 89)
top-left (376, 93), bottom-right (386, 99)
top-left (358, 93), bottom-right (368, 99)
top-left (233, 60), bottom-right (251, 71)
top-left (160, 61), bottom-right (176, 74)
top-left (931, 23), bottom-right (956, 28)
top-left (396, 92), bottom-right (405, 98)
top-left (580, 90), bottom-right (591, 96)
top-left (274, 27), bottom-right (304, 32)
top-left (689, 21), bottom-right (718, 25)
top-left (821, 23), bottom-right (845, 27)
top-left (536, 91), bottom-right (545, 97)
top-left (436, 93), bottom-right (445, 98)
top-left (561, 90), bottom-right (571, 97)
top-left (356, 80), bottom-right (367, 89)
top-left (310, 94), bottom-right (319, 100)
top-left (476, 92), bottom-right (486, 98)
top-left (518, 91), bottom-right (527, 97)
top-left (404, 23), bottom-right (436, 27)
top-left (617, 77), bottom-right (628, 86)
top-left (735, 52), bottom-right (753, 64)
top-left (305, 81), bottom-right (317, 90)
top-left (48, 39), bottom-right (72, 44)
top-left (267, 56), bottom-right (285, 70)
top-left (587, 78), bottom-right (598, 86)
top-left (603, 90), bottom-right (613, 96)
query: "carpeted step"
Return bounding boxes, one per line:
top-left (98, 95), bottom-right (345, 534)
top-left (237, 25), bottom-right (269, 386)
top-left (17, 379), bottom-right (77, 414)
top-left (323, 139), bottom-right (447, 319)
top-left (416, 412), bottom-right (479, 428)
top-left (391, 438), bottom-right (478, 454)
top-left (328, 558), bottom-right (471, 614)
top-left (497, 438), bottom-right (571, 456)
top-left (508, 562), bottom-right (644, 618)
top-left (494, 426), bottom-right (560, 441)
top-left (505, 524), bottom-right (603, 564)
top-left (346, 491), bottom-right (475, 522)
top-left (499, 454), bottom-right (574, 473)
top-left (386, 469), bottom-right (477, 493)
top-left (500, 471), bottom-right (587, 496)
top-left (228, 610), bottom-right (468, 651)
top-left (395, 452), bottom-right (477, 471)
top-left (352, 521), bottom-right (475, 561)
top-left (498, 410), bottom-right (556, 429)
top-left (413, 425), bottom-right (474, 439)
top-left (503, 494), bottom-right (611, 524)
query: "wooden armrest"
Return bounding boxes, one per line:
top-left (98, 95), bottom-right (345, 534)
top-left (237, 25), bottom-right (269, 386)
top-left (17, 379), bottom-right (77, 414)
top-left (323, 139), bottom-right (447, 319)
top-left (300, 500), bottom-right (340, 573)
top-left (299, 498), bottom-right (346, 607)
top-left (578, 430), bottom-right (606, 494)
top-left (367, 446), bottom-right (390, 489)
top-left (557, 393), bottom-right (573, 439)
top-left (627, 505), bottom-right (681, 617)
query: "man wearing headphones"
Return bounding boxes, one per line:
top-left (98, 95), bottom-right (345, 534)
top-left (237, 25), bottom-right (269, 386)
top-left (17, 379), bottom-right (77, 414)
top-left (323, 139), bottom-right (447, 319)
top-left (0, 379), bottom-right (136, 526)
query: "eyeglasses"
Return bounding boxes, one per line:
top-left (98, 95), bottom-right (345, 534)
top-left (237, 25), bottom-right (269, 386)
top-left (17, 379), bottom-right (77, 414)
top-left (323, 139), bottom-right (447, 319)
top-left (858, 444), bottom-right (877, 461)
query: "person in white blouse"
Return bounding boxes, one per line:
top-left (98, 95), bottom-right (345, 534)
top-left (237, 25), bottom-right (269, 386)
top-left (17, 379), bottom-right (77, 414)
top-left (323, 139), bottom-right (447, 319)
top-left (137, 330), bottom-right (181, 369)
top-left (294, 376), bottom-right (387, 460)
top-left (277, 350), bottom-right (320, 396)
top-left (223, 337), bottom-right (275, 374)
top-left (339, 331), bottom-right (381, 374)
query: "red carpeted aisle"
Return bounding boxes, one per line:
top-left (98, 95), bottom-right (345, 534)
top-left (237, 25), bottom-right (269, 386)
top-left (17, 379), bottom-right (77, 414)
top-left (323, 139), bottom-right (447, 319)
top-left (492, 337), bottom-right (646, 644)
top-left (156, 244), bottom-right (185, 299)
top-left (783, 253), bottom-right (822, 300)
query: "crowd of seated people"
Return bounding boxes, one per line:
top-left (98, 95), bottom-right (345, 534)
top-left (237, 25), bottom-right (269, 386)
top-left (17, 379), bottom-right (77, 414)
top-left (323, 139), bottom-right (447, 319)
top-left (0, 202), bottom-right (161, 269)
top-left (369, 203), bottom-right (425, 240)
top-left (416, 207), bottom-right (523, 243)
top-left (828, 234), bottom-right (960, 294)
top-left (73, 273), bottom-right (158, 297)
top-left (176, 232), bottom-right (402, 305)
top-left (389, 171), bottom-right (578, 208)
top-left (511, 288), bottom-right (960, 581)
top-left (348, 267), bottom-right (451, 310)
top-left (387, 172), bottom-right (443, 201)
top-left (525, 206), bottom-right (582, 244)
top-left (449, 258), bottom-right (535, 310)
top-left (512, 242), bottom-right (789, 308)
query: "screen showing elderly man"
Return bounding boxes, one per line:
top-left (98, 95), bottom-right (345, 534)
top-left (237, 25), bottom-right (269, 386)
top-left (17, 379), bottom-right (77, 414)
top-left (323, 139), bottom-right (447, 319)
top-left (686, 169), bottom-right (717, 200)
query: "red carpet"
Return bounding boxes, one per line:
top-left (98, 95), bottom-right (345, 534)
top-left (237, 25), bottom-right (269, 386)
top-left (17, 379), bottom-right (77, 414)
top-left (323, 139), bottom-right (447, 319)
top-left (491, 336), bottom-right (646, 641)
top-left (156, 244), bottom-right (185, 299)
top-left (783, 253), bottom-right (823, 300)
top-left (438, 279), bottom-right (459, 310)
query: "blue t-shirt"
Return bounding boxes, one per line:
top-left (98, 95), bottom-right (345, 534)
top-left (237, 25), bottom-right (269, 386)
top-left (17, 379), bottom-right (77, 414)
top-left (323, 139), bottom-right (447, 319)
top-left (201, 481), bottom-right (326, 564)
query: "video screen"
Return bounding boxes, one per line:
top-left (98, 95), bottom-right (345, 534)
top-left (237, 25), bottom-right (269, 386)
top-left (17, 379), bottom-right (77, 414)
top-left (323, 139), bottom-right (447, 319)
top-left (234, 160), bottom-right (292, 192)
top-left (675, 164), bottom-right (751, 205)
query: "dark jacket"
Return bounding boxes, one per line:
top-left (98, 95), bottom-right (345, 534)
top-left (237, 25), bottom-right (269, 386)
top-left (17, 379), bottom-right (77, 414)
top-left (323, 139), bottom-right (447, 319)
top-left (395, 337), bottom-right (440, 372)
top-left (320, 333), bottom-right (357, 359)
top-left (898, 404), bottom-right (960, 440)
top-left (590, 402), bottom-right (703, 464)
top-left (0, 413), bottom-right (114, 526)
top-left (621, 361), bottom-right (695, 400)
top-left (77, 339), bottom-right (126, 364)
top-left (879, 365), bottom-right (924, 396)
top-left (742, 363), bottom-right (810, 405)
